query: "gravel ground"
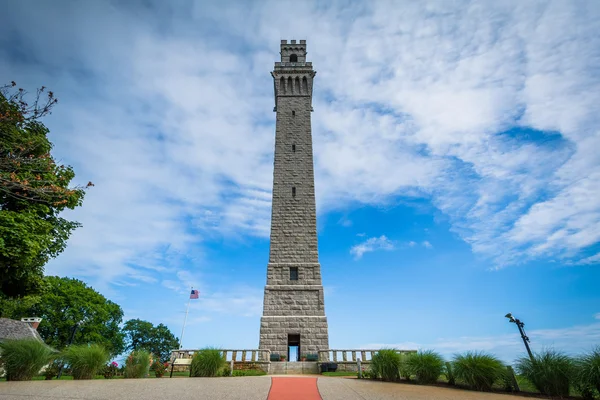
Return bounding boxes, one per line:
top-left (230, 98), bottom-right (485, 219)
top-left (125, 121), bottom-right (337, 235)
top-left (0, 376), bottom-right (537, 400)
top-left (0, 376), bottom-right (273, 400)
top-left (317, 377), bottom-right (534, 400)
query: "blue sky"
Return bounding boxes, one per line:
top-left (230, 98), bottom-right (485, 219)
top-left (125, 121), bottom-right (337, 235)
top-left (1, 0), bottom-right (600, 363)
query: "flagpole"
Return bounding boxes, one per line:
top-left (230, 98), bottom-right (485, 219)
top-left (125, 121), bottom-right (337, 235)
top-left (179, 286), bottom-right (192, 349)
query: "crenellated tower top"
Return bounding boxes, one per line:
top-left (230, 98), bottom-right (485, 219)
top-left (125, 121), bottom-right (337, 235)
top-left (272, 39), bottom-right (315, 112)
top-left (280, 39), bottom-right (307, 63)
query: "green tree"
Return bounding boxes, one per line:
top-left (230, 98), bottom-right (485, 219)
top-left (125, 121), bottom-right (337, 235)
top-left (0, 276), bottom-right (125, 357)
top-left (122, 318), bottom-right (180, 362)
top-left (0, 82), bottom-right (92, 297)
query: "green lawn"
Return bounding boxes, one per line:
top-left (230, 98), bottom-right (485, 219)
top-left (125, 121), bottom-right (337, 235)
top-left (321, 371), bottom-right (358, 377)
top-left (231, 370), bottom-right (267, 377)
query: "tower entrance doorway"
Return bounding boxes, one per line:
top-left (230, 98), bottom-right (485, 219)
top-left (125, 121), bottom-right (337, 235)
top-left (288, 334), bottom-right (300, 362)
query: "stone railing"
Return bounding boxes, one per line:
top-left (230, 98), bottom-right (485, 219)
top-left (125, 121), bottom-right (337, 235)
top-left (318, 349), bottom-right (417, 372)
top-left (169, 349), bottom-right (272, 373)
top-left (170, 349), bottom-right (271, 363)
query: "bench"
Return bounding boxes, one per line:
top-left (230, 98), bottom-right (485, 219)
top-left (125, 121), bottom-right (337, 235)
top-left (169, 358), bottom-right (193, 378)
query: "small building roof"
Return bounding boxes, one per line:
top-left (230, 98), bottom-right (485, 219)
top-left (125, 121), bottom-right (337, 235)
top-left (0, 318), bottom-right (44, 342)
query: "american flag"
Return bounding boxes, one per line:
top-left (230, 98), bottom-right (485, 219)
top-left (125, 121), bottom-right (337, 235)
top-left (189, 289), bottom-right (199, 299)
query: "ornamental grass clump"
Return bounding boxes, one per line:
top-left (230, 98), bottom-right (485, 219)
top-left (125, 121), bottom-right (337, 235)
top-left (62, 344), bottom-right (109, 380)
top-left (124, 349), bottom-right (152, 379)
top-left (398, 352), bottom-right (412, 380)
top-left (516, 349), bottom-right (574, 398)
top-left (369, 349), bottom-right (401, 382)
top-left (452, 351), bottom-right (505, 391)
top-left (0, 339), bottom-right (54, 381)
top-left (406, 350), bottom-right (445, 384)
top-left (574, 346), bottom-right (600, 396)
top-left (190, 347), bottom-right (226, 377)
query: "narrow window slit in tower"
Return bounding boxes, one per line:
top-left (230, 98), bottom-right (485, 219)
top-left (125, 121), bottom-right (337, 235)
top-left (292, 187), bottom-right (296, 197)
top-left (292, 144), bottom-right (296, 152)
top-left (292, 110), bottom-right (295, 117)
top-left (290, 267), bottom-right (299, 281)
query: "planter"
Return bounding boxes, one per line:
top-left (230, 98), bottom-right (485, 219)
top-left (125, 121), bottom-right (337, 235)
top-left (320, 362), bottom-right (338, 373)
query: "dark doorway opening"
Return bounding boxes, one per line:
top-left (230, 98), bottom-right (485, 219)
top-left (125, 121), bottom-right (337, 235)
top-left (288, 334), bottom-right (300, 362)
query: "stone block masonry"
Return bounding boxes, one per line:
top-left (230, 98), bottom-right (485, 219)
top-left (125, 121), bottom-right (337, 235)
top-left (259, 40), bottom-right (329, 359)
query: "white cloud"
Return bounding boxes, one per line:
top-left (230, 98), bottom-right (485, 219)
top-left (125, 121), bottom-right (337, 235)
top-left (190, 287), bottom-right (264, 318)
top-left (575, 253), bottom-right (600, 266)
top-left (350, 235), bottom-right (396, 259)
top-left (422, 241), bottom-right (433, 249)
top-left (0, 0), bottom-right (598, 291)
top-left (161, 285), bottom-right (263, 330)
top-left (338, 216), bottom-right (353, 227)
top-left (595, 313), bottom-right (600, 320)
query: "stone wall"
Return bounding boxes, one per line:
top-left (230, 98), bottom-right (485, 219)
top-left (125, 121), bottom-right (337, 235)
top-left (262, 285), bottom-right (325, 316)
top-left (266, 262), bottom-right (322, 286)
top-left (268, 95), bottom-right (319, 264)
top-left (259, 316), bottom-right (328, 356)
top-left (333, 362), bottom-right (370, 373)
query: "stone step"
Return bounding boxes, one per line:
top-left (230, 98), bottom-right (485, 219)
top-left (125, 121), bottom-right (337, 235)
top-left (269, 361), bottom-right (319, 375)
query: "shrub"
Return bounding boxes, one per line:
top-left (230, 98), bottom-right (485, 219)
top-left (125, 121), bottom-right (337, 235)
top-left (124, 349), bottom-right (152, 379)
top-left (43, 360), bottom-right (61, 380)
top-left (574, 346), bottom-right (600, 396)
top-left (370, 349), bottom-right (401, 382)
top-left (103, 362), bottom-right (119, 379)
top-left (516, 349), bottom-right (574, 397)
top-left (452, 351), bottom-right (505, 391)
top-left (0, 339), bottom-right (54, 381)
top-left (62, 344), bottom-right (109, 380)
top-left (190, 348), bottom-right (226, 377)
top-left (406, 350), bottom-right (445, 384)
top-left (362, 369), bottom-right (376, 379)
top-left (152, 360), bottom-right (168, 377)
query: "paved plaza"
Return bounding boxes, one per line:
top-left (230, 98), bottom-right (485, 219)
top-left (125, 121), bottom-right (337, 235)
top-left (0, 376), bottom-right (536, 400)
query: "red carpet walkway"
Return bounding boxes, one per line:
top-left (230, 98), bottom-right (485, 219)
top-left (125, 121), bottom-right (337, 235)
top-left (268, 377), bottom-right (322, 400)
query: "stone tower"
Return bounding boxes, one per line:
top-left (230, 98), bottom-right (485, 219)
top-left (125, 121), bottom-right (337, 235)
top-left (259, 40), bottom-right (329, 360)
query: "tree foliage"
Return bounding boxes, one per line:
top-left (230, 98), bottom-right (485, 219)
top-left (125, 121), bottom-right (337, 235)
top-left (122, 318), bottom-right (179, 362)
top-left (0, 82), bottom-right (92, 297)
top-left (0, 276), bottom-right (125, 357)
